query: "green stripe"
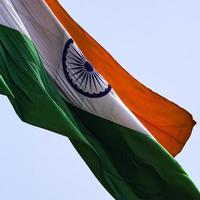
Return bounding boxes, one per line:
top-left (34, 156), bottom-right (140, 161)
top-left (0, 24), bottom-right (199, 200)
top-left (0, 74), bottom-right (14, 97)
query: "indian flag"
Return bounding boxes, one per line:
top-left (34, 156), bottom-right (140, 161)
top-left (0, 1), bottom-right (199, 199)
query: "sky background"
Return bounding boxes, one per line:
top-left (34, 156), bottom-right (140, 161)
top-left (0, 0), bottom-right (200, 199)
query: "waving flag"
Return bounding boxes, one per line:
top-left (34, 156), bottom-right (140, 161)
top-left (0, 1), bottom-right (199, 199)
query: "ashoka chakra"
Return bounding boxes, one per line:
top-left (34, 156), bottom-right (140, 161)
top-left (62, 39), bottom-right (111, 98)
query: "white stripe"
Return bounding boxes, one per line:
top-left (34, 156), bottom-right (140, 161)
top-left (0, 0), bottom-right (29, 37)
top-left (0, 0), bottom-right (151, 136)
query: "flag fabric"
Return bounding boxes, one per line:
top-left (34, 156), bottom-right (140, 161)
top-left (0, 1), bottom-right (199, 200)
top-left (45, 0), bottom-right (196, 157)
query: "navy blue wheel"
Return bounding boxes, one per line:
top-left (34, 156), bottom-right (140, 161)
top-left (62, 39), bottom-right (111, 98)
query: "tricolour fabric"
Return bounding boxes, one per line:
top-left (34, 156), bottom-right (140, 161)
top-left (0, 1), bottom-right (199, 199)
top-left (45, 0), bottom-right (196, 156)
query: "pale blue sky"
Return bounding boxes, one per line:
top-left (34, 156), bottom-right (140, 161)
top-left (0, 1), bottom-right (199, 199)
